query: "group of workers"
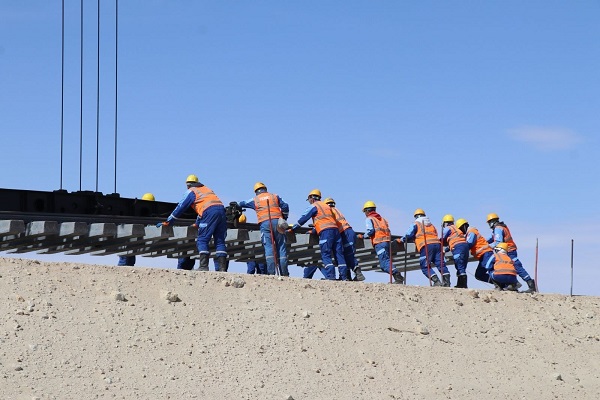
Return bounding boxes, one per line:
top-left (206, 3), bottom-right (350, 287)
top-left (140, 174), bottom-right (536, 293)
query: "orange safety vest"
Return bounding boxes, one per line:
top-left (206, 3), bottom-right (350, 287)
top-left (253, 192), bottom-right (283, 223)
top-left (331, 207), bottom-right (351, 232)
top-left (312, 201), bottom-right (338, 234)
top-left (446, 225), bottom-right (467, 251)
top-left (468, 227), bottom-right (493, 259)
top-left (190, 186), bottom-right (223, 217)
top-left (492, 252), bottom-right (517, 275)
top-left (496, 223), bottom-right (517, 252)
top-left (415, 221), bottom-right (439, 251)
top-left (368, 215), bottom-right (391, 245)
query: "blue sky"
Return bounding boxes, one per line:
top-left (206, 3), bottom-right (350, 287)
top-left (1, 1), bottom-right (599, 295)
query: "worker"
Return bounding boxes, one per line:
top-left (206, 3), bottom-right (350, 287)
top-left (289, 189), bottom-right (347, 280)
top-left (247, 260), bottom-right (268, 275)
top-left (441, 214), bottom-right (470, 288)
top-left (158, 174), bottom-right (228, 272)
top-left (456, 218), bottom-right (494, 284)
top-left (485, 242), bottom-right (519, 291)
top-left (402, 209), bottom-right (450, 286)
top-left (357, 201), bottom-right (404, 284)
top-left (486, 213), bottom-right (537, 293)
top-left (117, 192), bottom-right (155, 267)
top-left (238, 182), bottom-right (289, 276)
top-left (324, 197), bottom-right (365, 282)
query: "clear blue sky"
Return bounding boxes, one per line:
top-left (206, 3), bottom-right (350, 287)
top-left (1, 1), bottom-right (598, 295)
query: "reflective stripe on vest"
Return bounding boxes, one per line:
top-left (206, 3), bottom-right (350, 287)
top-left (332, 207), bottom-right (351, 232)
top-left (369, 216), bottom-right (391, 245)
top-left (254, 192), bottom-right (283, 223)
top-left (312, 201), bottom-right (338, 233)
top-left (493, 252), bottom-right (517, 275)
top-left (447, 225), bottom-right (467, 250)
top-left (469, 227), bottom-right (493, 258)
top-left (415, 222), bottom-right (438, 251)
top-left (497, 224), bottom-right (517, 252)
top-left (190, 186), bottom-right (223, 217)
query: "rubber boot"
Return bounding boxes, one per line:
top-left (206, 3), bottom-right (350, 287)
top-left (442, 274), bottom-right (451, 287)
top-left (430, 274), bottom-right (442, 287)
top-left (216, 257), bottom-right (229, 272)
top-left (392, 270), bottom-right (404, 284)
top-left (523, 279), bottom-right (537, 293)
top-left (197, 254), bottom-right (209, 272)
top-left (455, 274), bottom-right (468, 289)
top-left (353, 267), bottom-right (366, 282)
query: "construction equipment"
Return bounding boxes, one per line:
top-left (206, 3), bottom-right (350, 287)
top-left (225, 202), bottom-right (243, 227)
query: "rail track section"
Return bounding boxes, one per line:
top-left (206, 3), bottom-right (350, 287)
top-left (0, 213), bottom-right (428, 273)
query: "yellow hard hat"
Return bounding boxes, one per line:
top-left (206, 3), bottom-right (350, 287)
top-left (362, 200), bottom-right (376, 211)
top-left (141, 193), bottom-right (155, 201)
top-left (307, 189), bottom-right (322, 199)
top-left (486, 213), bottom-right (499, 223)
top-left (186, 174), bottom-right (199, 183)
top-left (324, 197), bottom-right (335, 205)
top-left (442, 214), bottom-right (454, 223)
top-left (414, 208), bottom-right (426, 217)
top-left (253, 182), bottom-right (267, 192)
top-left (456, 218), bottom-right (468, 229)
top-left (495, 242), bottom-right (509, 252)
top-left (238, 213), bottom-right (247, 224)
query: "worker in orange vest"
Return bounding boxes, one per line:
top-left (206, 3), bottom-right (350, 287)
top-left (486, 213), bottom-right (536, 293)
top-left (158, 174), bottom-right (228, 273)
top-left (485, 242), bottom-right (519, 291)
top-left (238, 182), bottom-right (290, 276)
top-left (441, 214), bottom-right (470, 288)
top-left (402, 208), bottom-right (450, 286)
top-left (358, 201), bottom-right (404, 284)
top-left (456, 218), bottom-right (494, 284)
top-left (290, 189), bottom-right (347, 280)
top-left (324, 197), bottom-right (365, 281)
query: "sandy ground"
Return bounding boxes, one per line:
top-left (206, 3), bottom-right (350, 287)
top-left (1, 257), bottom-right (599, 400)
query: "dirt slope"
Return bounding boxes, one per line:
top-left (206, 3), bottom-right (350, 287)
top-left (1, 257), bottom-right (599, 400)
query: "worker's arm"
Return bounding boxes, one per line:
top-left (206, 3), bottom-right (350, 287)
top-left (291, 205), bottom-right (317, 231)
top-left (277, 195), bottom-right (290, 218)
top-left (441, 226), bottom-right (451, 245)
top-left (403, 223), bottom-right (418, 241)
top-left (485, 254), bottom-right (496, 271)
top-left (363, 217), bottom-right (375, 239)
top-left (238, 198), bottom-right (256, 210)
top-left (488, 227), bottom-right (504, 248)
top-left (166, 190), bottom-right (196, 223)
top-left (465, 231), bottom-right (477, 249)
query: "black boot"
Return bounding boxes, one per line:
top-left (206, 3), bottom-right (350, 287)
top-left (523, 279), bottom-right (537, 293)
top-left (353, 267), bottom-right (366, 282)
top-left (197, 254), bottom-right (209, 272)
top-left (442, 274), bottom-right (451, 287)
top-left (216, 257), bottom-right (229, 272)
top-left (455, 274), bottom-right (468, 289)
top-left (392, 270), bottom-right (404, 284)
top-left (430, 274), bottom-right (442, 287)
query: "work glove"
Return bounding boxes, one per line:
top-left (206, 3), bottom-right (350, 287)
top-left (156, 221), bottom-right (170, 228)
top-left (444, 246), bottom-right (450, 253)
top-left (400, 236), bottom-right (406, 243)
top-left (282, 213), bottom-right (289, 221)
